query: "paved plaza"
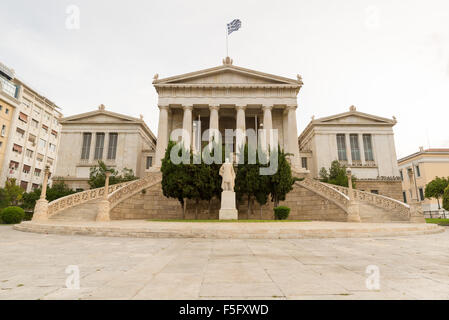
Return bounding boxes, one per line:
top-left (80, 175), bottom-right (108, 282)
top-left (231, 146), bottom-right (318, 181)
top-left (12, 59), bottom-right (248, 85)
top-left (1, 225), bottom-right (449, 300)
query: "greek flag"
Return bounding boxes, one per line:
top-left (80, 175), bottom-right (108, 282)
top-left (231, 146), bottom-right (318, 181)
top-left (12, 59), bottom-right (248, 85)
top-left (227, 19), bottom-right (242, 35)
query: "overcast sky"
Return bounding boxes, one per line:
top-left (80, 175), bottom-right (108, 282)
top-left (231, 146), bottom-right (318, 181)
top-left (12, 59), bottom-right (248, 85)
top-left (1, 0), bottom-right (448, 158)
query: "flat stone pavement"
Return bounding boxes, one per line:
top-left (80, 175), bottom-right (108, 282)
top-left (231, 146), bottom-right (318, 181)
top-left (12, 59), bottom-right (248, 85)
top-left (1, 225), bottom-right (449, 300)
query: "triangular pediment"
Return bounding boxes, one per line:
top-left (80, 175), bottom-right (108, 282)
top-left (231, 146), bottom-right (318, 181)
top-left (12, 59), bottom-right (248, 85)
top-left (314, 110), bottom-right (396, 126)
top-left (61, 110), bottom-right (140, 124)
top-left (154, 62), bottom-right (302, 87)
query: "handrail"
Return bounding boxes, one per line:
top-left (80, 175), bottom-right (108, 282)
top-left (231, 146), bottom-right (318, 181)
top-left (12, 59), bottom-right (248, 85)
top-left (297, 178), bottom-right (350, 212)
top-left (108, 172), bottom-right (162, 210)
top-left (323, 183), bottom-right (410, 217)
top-left (47, 181), bottom-right (131, 216)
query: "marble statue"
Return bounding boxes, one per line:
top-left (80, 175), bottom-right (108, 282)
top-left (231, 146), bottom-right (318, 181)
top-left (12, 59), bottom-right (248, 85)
top-left (219, 158), bottom-right (236, 192)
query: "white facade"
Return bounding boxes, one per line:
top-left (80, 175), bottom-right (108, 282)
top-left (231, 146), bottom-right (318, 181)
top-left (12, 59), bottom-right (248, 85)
top-left (0, 76), bottom-right (62, 192)
top-left (54, 105), bottom-right (157, 190)
top-left (299, 106), bottom-right (400, 180)
top-left (153, 57), bottom-right (305, 172)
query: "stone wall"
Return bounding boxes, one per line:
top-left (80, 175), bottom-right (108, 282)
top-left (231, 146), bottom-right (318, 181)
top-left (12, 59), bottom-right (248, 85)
top-left (355, 180), bottom-right (403, 202)
top-left (110, 182), bottom-right (347, 221)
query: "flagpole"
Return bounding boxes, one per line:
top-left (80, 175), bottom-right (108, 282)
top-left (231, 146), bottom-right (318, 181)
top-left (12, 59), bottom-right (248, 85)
top-left (226, 26), bottom-right (229, 57)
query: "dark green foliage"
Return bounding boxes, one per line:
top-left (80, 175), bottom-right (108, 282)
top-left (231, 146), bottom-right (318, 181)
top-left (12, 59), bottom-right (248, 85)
top-left (268, 148), bottom-right (295, 208)
top-left (21, 181), bottom-right (77, 210)
top-left (3, 179), bottom-right (24, 207)
top-left (235, 144), bottom-right (270, 217)
top-left (319, 160), bottom-right (356, 188)
top-left (0, 206), bottom-right (25, 224)
top-left (274, 206), bottom-right (291, 220)
top-left (425, 177), bottom-right (449, 209)
top-left (88, 160), bottom-right (138, 189)
top-left (443, 186), bottom-right (449, 211)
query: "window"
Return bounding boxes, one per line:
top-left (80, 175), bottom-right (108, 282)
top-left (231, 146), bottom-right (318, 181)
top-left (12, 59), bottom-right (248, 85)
top-left (363, 134), bottom-right (374, 161)
top-left (47, 157), bottom-right (54, 166)
top-left (94, 133), bottom-right (105, 160)
top-left (350, 134), bottom-right (361, 161)
top-left (32, 183), bottom-right (39, 190)
top-left (45, 112), bottom-right (51, 121)
top-left (42, 125), bottom-right (48, 134)
top-left (415, 165), bottom-right (421, 177)
top-left (36, 154), bottom-right (44, 162)
top-left (146, 156), bottom-right (153, 169)
top-left (18, 112), bottom-right (28, 123)
top-left (107, 133), bottom-right (118, 160)
top-left (20, 181), bottom-right (28, 190)
top-left (34, 168), bottom-right (41, 177)
top-left (32, 119), bottom-right (39, 128)
top-left (301, 157), bottom-right (308, 170)
top-left (12, 144), bottom-right (22, 154)
top-left (23, 99), bottom-right (32, 109)
top-left (6, 108), bottom-right (9, 114)
top-left (419, 188), bottom-right (424, 201)
top-left (28, 134), bottom-right (36, 145)
top-left (0, 105), bottom-right (2, 111)
top-left (1, 125), bottom-right (5, 137)
top-left (371, 190), bottom-right (379, 195)
top-left (81, 133), bottom-right (92, 160)
top-left (402, 191), bottom-right (407, 203)
top-left (49, 143), bottom-right (56, 152)
top-left (39, 138), bottom-right (46, 149)
top-left (22, 165), bottom-right (31, 174)
top-left (33, 108), bottom-right (40, 117)
top-left (9, 161), bottom-right (19, 170)
top-left (336, 134), bottom-right (347, 161)
top-left (26, 149), bottom-right (33, 158)
top-left (399, 170), bottom-right (403, 181)
top-left (16, 128), bottom-right (25, 138)
top-left (51, 130), bottom-right (58, 139)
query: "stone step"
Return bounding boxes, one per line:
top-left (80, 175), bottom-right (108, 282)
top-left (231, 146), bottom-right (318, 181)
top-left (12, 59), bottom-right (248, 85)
top-left (49, 198), bottom-right (102, 222)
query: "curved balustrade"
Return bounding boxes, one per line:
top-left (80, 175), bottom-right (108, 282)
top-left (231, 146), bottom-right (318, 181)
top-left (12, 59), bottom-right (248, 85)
top-left (298, 178), bottom-right (350, 212)
top-left (108, 172), bottom-right (162, 210)
top-left (324, 183), bottom-right (410, 217)
top-left (47, 182), bottom-right (130, 217)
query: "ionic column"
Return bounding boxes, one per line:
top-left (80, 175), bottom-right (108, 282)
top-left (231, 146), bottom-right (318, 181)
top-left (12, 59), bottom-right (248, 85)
top-left (154, 105), bottom-right (169, 168)
top-left (182, 105), bottom-right (193, 151)
top-left (262, 105), bottom-right (273, 151)
top-left (286, 105), bottom-right (302, 170)
top-left (209, 105), bottom-right (220, 144)
top-left (235, 105), bottom-right (246, 158)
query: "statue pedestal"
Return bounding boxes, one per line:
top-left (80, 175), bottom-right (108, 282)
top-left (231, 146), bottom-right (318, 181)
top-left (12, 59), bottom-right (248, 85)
top-left (219, 191), bottom-right (238, 220)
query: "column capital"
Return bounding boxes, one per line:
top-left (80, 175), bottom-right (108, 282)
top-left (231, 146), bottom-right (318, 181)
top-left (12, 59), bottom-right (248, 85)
top-left (261, 104), bottom-right (273, 111)
top-left (209, 105), bottom-right (220, 111)
top-left (182, 104), bottom-right (193, 111)
top-left (158, 105), bottom-right (169, 111)
top-left (235, 105), bottom-right (246, 111)
top-left (286, 104), bottom-right (298, 111)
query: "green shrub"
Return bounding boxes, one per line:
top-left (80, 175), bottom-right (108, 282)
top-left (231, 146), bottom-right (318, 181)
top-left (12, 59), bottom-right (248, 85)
top-left (443, 185), bottom-right (449, 211)
top-left (23, 211), bottom-right (33, 221)
top-left (0, 206), bottom-right (25, 224)
top-left (274, 206), bottom-right (291, 220)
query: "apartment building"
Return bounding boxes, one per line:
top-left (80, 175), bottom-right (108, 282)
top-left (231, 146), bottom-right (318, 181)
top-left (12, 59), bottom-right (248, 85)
top-left (0, 61), bottom-right (62, 192)
top-left (398, 147), bottom-right (449, 211)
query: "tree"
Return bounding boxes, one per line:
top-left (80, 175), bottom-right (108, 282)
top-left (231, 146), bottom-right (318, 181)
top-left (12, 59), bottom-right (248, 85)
top-left (22, 181), bottom-right (77, 210)
top-left (425, 177), bottom-right (449, 209)
top-left (88, 160), bottom-right (137, 189)
top-left (443, 185), bottom-right (449, 211)
top-left (235, 144), bottom-right (270, 218)
top-left (319, 160), bottom-right (356, 188)
top-left (3, 179), bottom-right (23, 206)
top-left (269, 148), bottom-right (295, 208)
top-left (161, 141), bottom-right (192, 218)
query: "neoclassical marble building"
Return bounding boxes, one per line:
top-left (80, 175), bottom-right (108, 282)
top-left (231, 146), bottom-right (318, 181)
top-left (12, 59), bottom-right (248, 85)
top-left (54, 105), bottom-right (156, 190)
top-left (153, 57), bottom-right (305, 172)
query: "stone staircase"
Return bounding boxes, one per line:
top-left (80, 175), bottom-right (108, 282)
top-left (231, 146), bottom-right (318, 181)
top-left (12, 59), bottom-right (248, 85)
top-left (49, 198), bottom-right (102, 222)
top-left (358, 203), bottom-right (409, 223)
